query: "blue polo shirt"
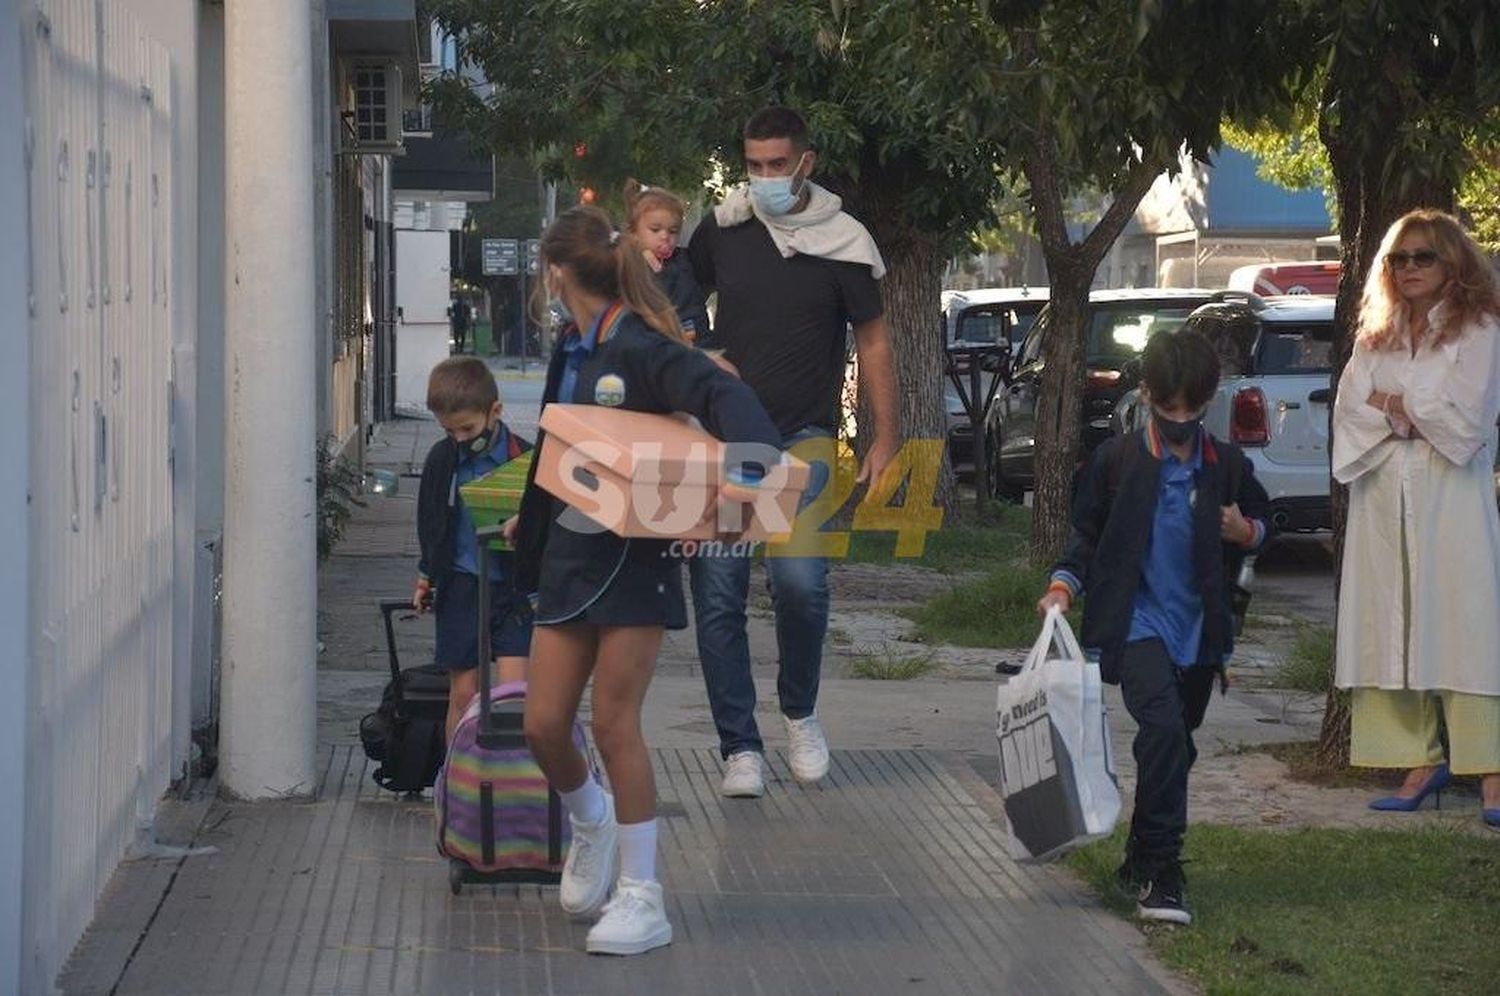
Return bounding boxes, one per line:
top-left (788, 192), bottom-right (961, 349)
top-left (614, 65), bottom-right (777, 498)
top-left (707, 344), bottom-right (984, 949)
top-left (453, 425), bottom-right (511, 580)
top-left (1128, 436), bottom-right (1206, 666)
top-left (557, 304), bottom-right (626, 406)
top-left (556, 327), bottom-right (594, 405)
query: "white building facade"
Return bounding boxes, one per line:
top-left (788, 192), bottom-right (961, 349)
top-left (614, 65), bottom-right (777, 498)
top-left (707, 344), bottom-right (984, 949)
top-left (1, 1), bottom-right (419, 990)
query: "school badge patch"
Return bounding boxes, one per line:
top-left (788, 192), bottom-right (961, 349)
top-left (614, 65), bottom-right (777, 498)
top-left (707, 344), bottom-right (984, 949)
top-left (594, 373), bottom-right (626, 407)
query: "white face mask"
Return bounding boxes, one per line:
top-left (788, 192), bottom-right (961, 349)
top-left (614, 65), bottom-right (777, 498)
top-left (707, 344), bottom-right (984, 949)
top-left (748, 152), bottom-right (810, 216)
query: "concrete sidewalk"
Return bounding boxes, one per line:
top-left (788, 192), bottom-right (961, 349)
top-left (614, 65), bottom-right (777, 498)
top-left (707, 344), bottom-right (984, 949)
top-left (59, 746), bottom-right (1182, 995)
top-left (58, 413), bottom-right (1205, 994)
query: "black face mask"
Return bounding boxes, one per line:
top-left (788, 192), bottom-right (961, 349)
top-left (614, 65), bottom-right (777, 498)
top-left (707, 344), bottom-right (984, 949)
top-left (454, 425), bottom-right (495, 462)
top-left (1153, 410), bottom-right (1203, 446)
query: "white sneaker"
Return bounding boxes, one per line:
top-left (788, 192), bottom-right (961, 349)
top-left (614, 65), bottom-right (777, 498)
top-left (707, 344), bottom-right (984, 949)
top-left (560, 792), bottom-right (617, 917)
top-left (720, 751), bottom-right (766, 798)
top-left (784, 714), bottom-right (830, 784)
top-left (585, 877), bottom-right (673, 956)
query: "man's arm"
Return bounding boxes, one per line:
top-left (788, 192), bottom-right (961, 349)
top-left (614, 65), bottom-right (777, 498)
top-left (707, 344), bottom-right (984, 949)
top-left (852, 315), bottom-right (901, 485)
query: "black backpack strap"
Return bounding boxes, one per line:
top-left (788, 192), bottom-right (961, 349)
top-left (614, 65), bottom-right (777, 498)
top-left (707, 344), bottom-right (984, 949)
top-left (1220, 439), bottom-right (1243, 505)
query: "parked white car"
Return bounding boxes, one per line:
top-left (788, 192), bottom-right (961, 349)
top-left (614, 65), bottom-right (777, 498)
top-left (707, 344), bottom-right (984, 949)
top-left (1115, 293), bottom-right (1334, 531)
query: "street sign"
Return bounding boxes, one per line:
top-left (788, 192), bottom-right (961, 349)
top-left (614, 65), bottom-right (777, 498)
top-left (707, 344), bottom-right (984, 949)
top-left (525, 238), bottom-right (542, 275)
top-left (482, 238), bottom-right (519, 276)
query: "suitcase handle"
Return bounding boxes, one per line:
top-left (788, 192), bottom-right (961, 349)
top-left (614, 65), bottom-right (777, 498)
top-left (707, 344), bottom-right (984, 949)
top-left (378, 599), bottom-right (416, 686)
top-left (476, 525), bottom-right (502, 737)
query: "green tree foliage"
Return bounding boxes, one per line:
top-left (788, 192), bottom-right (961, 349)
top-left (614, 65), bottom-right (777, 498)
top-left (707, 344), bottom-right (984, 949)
top-left (426, 0), bottom-right (1035, 512)
top-left (1226, 111), bottom-right (1500, 255)
top-left (995, 0), bottom-right (1305, 564)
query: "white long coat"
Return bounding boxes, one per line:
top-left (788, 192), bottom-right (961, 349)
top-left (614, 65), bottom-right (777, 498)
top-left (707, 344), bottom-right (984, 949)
top-left (1332, 304), bottom-right (1500, 696)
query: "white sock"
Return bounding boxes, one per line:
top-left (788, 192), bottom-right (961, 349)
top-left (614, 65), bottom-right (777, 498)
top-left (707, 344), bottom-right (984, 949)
top-left (560, 777), bottom-right (606, 826)
top-left (616, 819), bottom-right (658, 883)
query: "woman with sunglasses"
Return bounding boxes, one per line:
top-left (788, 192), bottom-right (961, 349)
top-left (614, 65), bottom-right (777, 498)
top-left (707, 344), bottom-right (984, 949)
top-left (1332, 209), bottom-right (1500, 829)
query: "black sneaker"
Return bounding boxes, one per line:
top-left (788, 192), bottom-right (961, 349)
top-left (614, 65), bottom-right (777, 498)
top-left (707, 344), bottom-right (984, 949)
top-left (1136, 862), bottom-right (1191, 925)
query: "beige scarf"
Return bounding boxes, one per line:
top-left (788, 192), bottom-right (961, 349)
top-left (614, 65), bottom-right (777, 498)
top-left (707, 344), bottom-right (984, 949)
top-left (714, 181), bottom-right (886, 279)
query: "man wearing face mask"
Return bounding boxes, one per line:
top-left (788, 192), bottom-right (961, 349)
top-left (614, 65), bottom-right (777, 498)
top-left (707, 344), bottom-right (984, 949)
top-left (686, 106), bottom-right (901, 799)
top-left (1037, 330), bottom-right (1272, 926)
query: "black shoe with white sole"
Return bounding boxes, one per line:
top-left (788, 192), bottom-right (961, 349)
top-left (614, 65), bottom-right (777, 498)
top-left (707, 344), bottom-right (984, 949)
top-left (1136, 863), bottom-right (1191, 925)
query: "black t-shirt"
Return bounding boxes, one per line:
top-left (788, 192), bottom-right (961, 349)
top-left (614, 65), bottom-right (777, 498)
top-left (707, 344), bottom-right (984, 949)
top-left (689, 212), bottom-right (883, 435)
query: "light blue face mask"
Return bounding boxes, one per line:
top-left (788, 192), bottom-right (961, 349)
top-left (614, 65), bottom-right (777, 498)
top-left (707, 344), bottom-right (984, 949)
top-left (748, 153), bottom-right (809, 216)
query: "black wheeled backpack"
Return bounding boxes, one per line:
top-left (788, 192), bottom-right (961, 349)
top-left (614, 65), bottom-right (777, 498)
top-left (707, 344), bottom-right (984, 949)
top-left (358, 600), bottom-right (450, 793)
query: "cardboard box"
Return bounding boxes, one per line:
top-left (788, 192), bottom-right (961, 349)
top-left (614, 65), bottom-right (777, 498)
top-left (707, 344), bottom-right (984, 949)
top-left (458, 450), bottom-right (533, 550)
top-left (534, 403), bottom-right (810, 541)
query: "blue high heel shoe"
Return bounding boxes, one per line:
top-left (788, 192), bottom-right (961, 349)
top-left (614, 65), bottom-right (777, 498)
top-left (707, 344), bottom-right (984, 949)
top-left (1368, 764), bottom-right (1450, 812)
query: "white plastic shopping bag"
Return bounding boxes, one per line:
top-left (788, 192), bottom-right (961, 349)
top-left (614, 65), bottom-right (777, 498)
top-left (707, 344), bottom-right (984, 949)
top-left (995, 606), bottom-right (1120, 862)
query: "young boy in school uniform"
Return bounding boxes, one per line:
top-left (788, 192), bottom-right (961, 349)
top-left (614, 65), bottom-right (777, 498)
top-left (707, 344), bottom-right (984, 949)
top-left (414, 356), bottom-right (533, 742)
top-left (1037, 329), bottom-right (1272, 925)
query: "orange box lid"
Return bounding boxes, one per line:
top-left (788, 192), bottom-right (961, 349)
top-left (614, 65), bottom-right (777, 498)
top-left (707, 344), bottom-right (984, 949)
top-left (539, 403), bottom-right (806, 487)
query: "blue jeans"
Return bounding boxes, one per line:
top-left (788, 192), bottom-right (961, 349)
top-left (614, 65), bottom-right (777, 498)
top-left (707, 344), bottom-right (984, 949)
top-left (689, 428), bottom-right (833, 758)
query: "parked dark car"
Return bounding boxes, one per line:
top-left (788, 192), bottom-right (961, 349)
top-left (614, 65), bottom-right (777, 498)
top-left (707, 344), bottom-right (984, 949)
top-left (993, 288), bottom-right (1216, 496)
top-left (943, 288), bottom-right (1048, 493)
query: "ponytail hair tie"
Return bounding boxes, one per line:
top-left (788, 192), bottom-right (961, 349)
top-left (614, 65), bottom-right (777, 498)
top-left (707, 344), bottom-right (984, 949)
top-left (608, 230), bottom-right (621, 247)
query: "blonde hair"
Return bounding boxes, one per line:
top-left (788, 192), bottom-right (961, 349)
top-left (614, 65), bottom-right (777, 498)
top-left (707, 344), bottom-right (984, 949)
top-left (539, 206), bottom-right (685, 340)
top-left (1356, 209), bottom-right (1500, 351)
top-left (622, 178), bottom-right (686, 232)
top-left (426, 356), bottom-right (499, 415)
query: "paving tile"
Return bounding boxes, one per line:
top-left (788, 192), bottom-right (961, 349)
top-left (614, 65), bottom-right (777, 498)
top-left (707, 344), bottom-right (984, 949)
top-left (63, 747), bottom-right (1175, 996)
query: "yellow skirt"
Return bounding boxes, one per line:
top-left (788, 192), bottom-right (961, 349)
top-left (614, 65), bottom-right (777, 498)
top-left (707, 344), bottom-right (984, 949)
top-left (1350, 688), bottom-right (1500, 775)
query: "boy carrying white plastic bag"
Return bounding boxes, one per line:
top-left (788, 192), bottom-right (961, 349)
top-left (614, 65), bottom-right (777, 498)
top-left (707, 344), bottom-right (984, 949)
top-left (1030, 329), bottom-right (1272, 925)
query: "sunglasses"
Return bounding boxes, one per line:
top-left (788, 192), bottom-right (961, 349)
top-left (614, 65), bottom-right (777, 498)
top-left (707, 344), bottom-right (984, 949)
top-left (1384, 249), bottom-right (1441, 271)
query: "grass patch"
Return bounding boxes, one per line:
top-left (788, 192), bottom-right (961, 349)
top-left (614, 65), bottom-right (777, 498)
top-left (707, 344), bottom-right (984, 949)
top-left (1271, 625), bottom-right (1335, 693)
top-left (1067, 823), bottom-right (1500, 995)
top-left (848, 649), bottom-right (937, 680)
top-left (906, 559), bottom-right (1078, 649)
top-left (843, 502), bottom-right (1030, 573)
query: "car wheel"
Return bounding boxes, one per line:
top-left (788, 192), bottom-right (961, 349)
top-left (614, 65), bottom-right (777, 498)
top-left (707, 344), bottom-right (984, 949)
top-left (984, 433), bottom-right (1004, 498)
top-left (989, 428), bottom-right (1024, 502)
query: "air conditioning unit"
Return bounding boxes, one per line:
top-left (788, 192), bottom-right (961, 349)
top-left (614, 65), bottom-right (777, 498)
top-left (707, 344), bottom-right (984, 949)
top-left (347, 60), bottom-right (404, 153)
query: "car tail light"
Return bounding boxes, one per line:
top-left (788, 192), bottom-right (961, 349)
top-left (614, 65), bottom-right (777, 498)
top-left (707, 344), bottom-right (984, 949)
top-left (1086, 368), bottom-right (1121, 391)
top-left (1231, 387), bottom-right (1270, 446)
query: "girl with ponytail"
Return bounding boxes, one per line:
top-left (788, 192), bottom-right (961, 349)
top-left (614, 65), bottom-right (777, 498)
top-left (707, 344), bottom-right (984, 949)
top-left (509, 205), bottom-right (781, 955)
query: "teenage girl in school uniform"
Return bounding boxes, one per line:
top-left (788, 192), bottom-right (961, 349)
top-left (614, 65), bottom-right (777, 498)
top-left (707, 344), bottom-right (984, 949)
top-left (508, 206), bottom-right (782, 956)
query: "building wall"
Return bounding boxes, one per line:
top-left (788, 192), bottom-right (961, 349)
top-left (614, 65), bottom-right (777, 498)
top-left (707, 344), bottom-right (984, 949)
top-left (1126, 147), bottom-right (1333, 289)
top-left (18, 2), bottom-right (182, 988)
top-left (0, 4), bottom-right (35, 992)
top-left (119, 0), bottom-right (200, 791)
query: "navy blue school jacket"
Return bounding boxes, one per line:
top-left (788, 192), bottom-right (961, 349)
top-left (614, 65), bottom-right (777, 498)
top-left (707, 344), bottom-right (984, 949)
top-left (1052, 427), bottom-right (1272, 684)
top-left (512, 310), bottom-right (781, 612)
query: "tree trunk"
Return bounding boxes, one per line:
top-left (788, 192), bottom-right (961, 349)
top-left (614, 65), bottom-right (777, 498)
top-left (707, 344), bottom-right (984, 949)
top-left (1316, 71), bottom-right (1459, 766)
top-left (853, 227), bottom-right (957, 516)
top-left (1022, 132), bottom-right (1160, 567)
top-left (1029, 266), bottom-right (1090, 565)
